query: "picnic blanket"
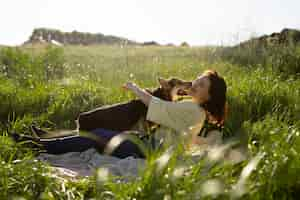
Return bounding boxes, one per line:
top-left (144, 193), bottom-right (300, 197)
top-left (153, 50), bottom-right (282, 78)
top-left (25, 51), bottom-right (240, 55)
top-left (36, 129), bottom-right (248, 181)
top-left (37, 145), bottom-right (246, 181)
top-left (37, 148), bottom-right (145, 178)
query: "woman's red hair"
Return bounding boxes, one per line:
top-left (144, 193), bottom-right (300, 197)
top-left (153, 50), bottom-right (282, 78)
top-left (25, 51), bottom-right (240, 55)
top-left (201, 70), bottom-right (228, 127)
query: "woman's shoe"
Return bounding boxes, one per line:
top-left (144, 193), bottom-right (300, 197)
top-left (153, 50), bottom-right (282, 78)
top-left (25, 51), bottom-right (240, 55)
top-left (10, 132), bottom-right (21, 142)
top-left (31, 125), bottom-right (48, 138)
top-left (10, 132), bottom-right (39, 142)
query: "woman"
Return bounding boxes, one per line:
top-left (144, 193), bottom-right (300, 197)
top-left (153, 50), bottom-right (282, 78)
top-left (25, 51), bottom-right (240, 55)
top-left (12, 69), bottom-right (227, 158)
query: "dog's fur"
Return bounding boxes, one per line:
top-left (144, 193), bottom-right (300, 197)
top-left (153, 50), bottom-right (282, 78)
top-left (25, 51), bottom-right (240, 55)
top-left (77, 78), bottom-right (192, 132)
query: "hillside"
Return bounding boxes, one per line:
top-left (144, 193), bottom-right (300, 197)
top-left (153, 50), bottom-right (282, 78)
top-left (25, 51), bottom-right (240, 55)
top-left (0, 33), bottom-right (299, 199)
top-left (0, 44), bottom-right (299, 199)
top-left (220, 28), bottom-right (300, 75)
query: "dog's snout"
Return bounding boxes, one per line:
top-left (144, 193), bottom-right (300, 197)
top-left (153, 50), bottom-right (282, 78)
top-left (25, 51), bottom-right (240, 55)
top-left (186, 82), bottom-right (192, 87)
top-left (177, 89), bottom-right (188, 95)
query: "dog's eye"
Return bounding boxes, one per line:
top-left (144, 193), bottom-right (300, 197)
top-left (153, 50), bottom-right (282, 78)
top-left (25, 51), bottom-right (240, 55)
top-left (169, 82), bottom-right (176, 87)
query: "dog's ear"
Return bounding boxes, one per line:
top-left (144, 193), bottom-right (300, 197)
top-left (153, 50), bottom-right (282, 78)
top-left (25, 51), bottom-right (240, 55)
top-left (158, 77), bottom-right (169, 88)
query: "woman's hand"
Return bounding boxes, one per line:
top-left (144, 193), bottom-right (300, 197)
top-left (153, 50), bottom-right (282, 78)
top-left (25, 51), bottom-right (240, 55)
top-left (122, 82), bottom-right (139, 92)
top-left (122, 81), bottom-right (152, 106)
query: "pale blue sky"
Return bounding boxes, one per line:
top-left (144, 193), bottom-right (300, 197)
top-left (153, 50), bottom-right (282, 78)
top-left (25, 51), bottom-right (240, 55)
top-left (1, 0), bottom-right (299, 46)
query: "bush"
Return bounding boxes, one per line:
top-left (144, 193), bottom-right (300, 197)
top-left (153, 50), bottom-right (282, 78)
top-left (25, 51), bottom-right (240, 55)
top-left (40, 46), bottom-right (65, 80)
top-left (220, 43), bottom-right (300, 78)
top-left (0, 46), bottom-right (66, 85)
top-left (268, 46), bottom-right (300, 76)
top-left (0, 47), bottom-right (32, 83)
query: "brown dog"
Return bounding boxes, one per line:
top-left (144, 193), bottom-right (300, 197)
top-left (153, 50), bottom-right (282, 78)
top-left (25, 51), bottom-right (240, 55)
top-left (77, 77), bottom-right (192, 132)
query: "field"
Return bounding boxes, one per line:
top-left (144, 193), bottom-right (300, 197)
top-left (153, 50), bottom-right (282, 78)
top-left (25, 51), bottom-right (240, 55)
top-left (0, 43), bottom-right (299, 199)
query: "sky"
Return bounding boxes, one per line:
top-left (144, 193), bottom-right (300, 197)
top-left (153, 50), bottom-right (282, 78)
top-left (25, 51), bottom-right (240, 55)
top-left (1, 0), bottom-right (300, 46)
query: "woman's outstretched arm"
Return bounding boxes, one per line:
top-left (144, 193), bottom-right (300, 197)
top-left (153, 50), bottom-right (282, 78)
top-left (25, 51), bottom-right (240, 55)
top-left (123, 82), bottom-right (152, 106)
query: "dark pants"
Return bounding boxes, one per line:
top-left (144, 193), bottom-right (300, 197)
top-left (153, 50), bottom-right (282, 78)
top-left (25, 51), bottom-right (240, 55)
top-left (37, 128), bottom-right (146, 158)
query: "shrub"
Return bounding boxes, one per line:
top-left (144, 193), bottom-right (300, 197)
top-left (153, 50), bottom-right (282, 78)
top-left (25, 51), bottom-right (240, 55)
top-left (220, 43), bottom-right (300, 78)
top-left (0, 46), bottom-right (66, 85)
top-left (40, 46), bottom-right (65, 81)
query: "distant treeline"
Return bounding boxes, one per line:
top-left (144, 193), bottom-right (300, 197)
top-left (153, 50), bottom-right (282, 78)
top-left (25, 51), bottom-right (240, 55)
top-left (25, 28), bottom-right (140, 46)
top-left (24, 28), bottom-right (193, 47)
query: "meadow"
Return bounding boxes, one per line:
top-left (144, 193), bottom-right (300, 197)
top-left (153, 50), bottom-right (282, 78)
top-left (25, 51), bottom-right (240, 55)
top-left (0, 43), bottom-right (299, 199)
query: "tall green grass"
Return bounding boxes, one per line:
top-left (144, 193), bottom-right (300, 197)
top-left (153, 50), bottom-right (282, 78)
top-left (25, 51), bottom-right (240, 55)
top-left (0, 44), bottom-right (299, 199)
top-left (220, 41), bottom-right (300, 77)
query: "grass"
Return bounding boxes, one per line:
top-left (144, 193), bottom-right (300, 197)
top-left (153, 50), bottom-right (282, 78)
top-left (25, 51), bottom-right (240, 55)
top-left (0, 44), bottom-right (299, 199)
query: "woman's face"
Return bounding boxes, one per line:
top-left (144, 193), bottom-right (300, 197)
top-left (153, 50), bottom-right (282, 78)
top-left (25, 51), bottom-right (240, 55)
top-left (188, 75), bottom-right (211, 104)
